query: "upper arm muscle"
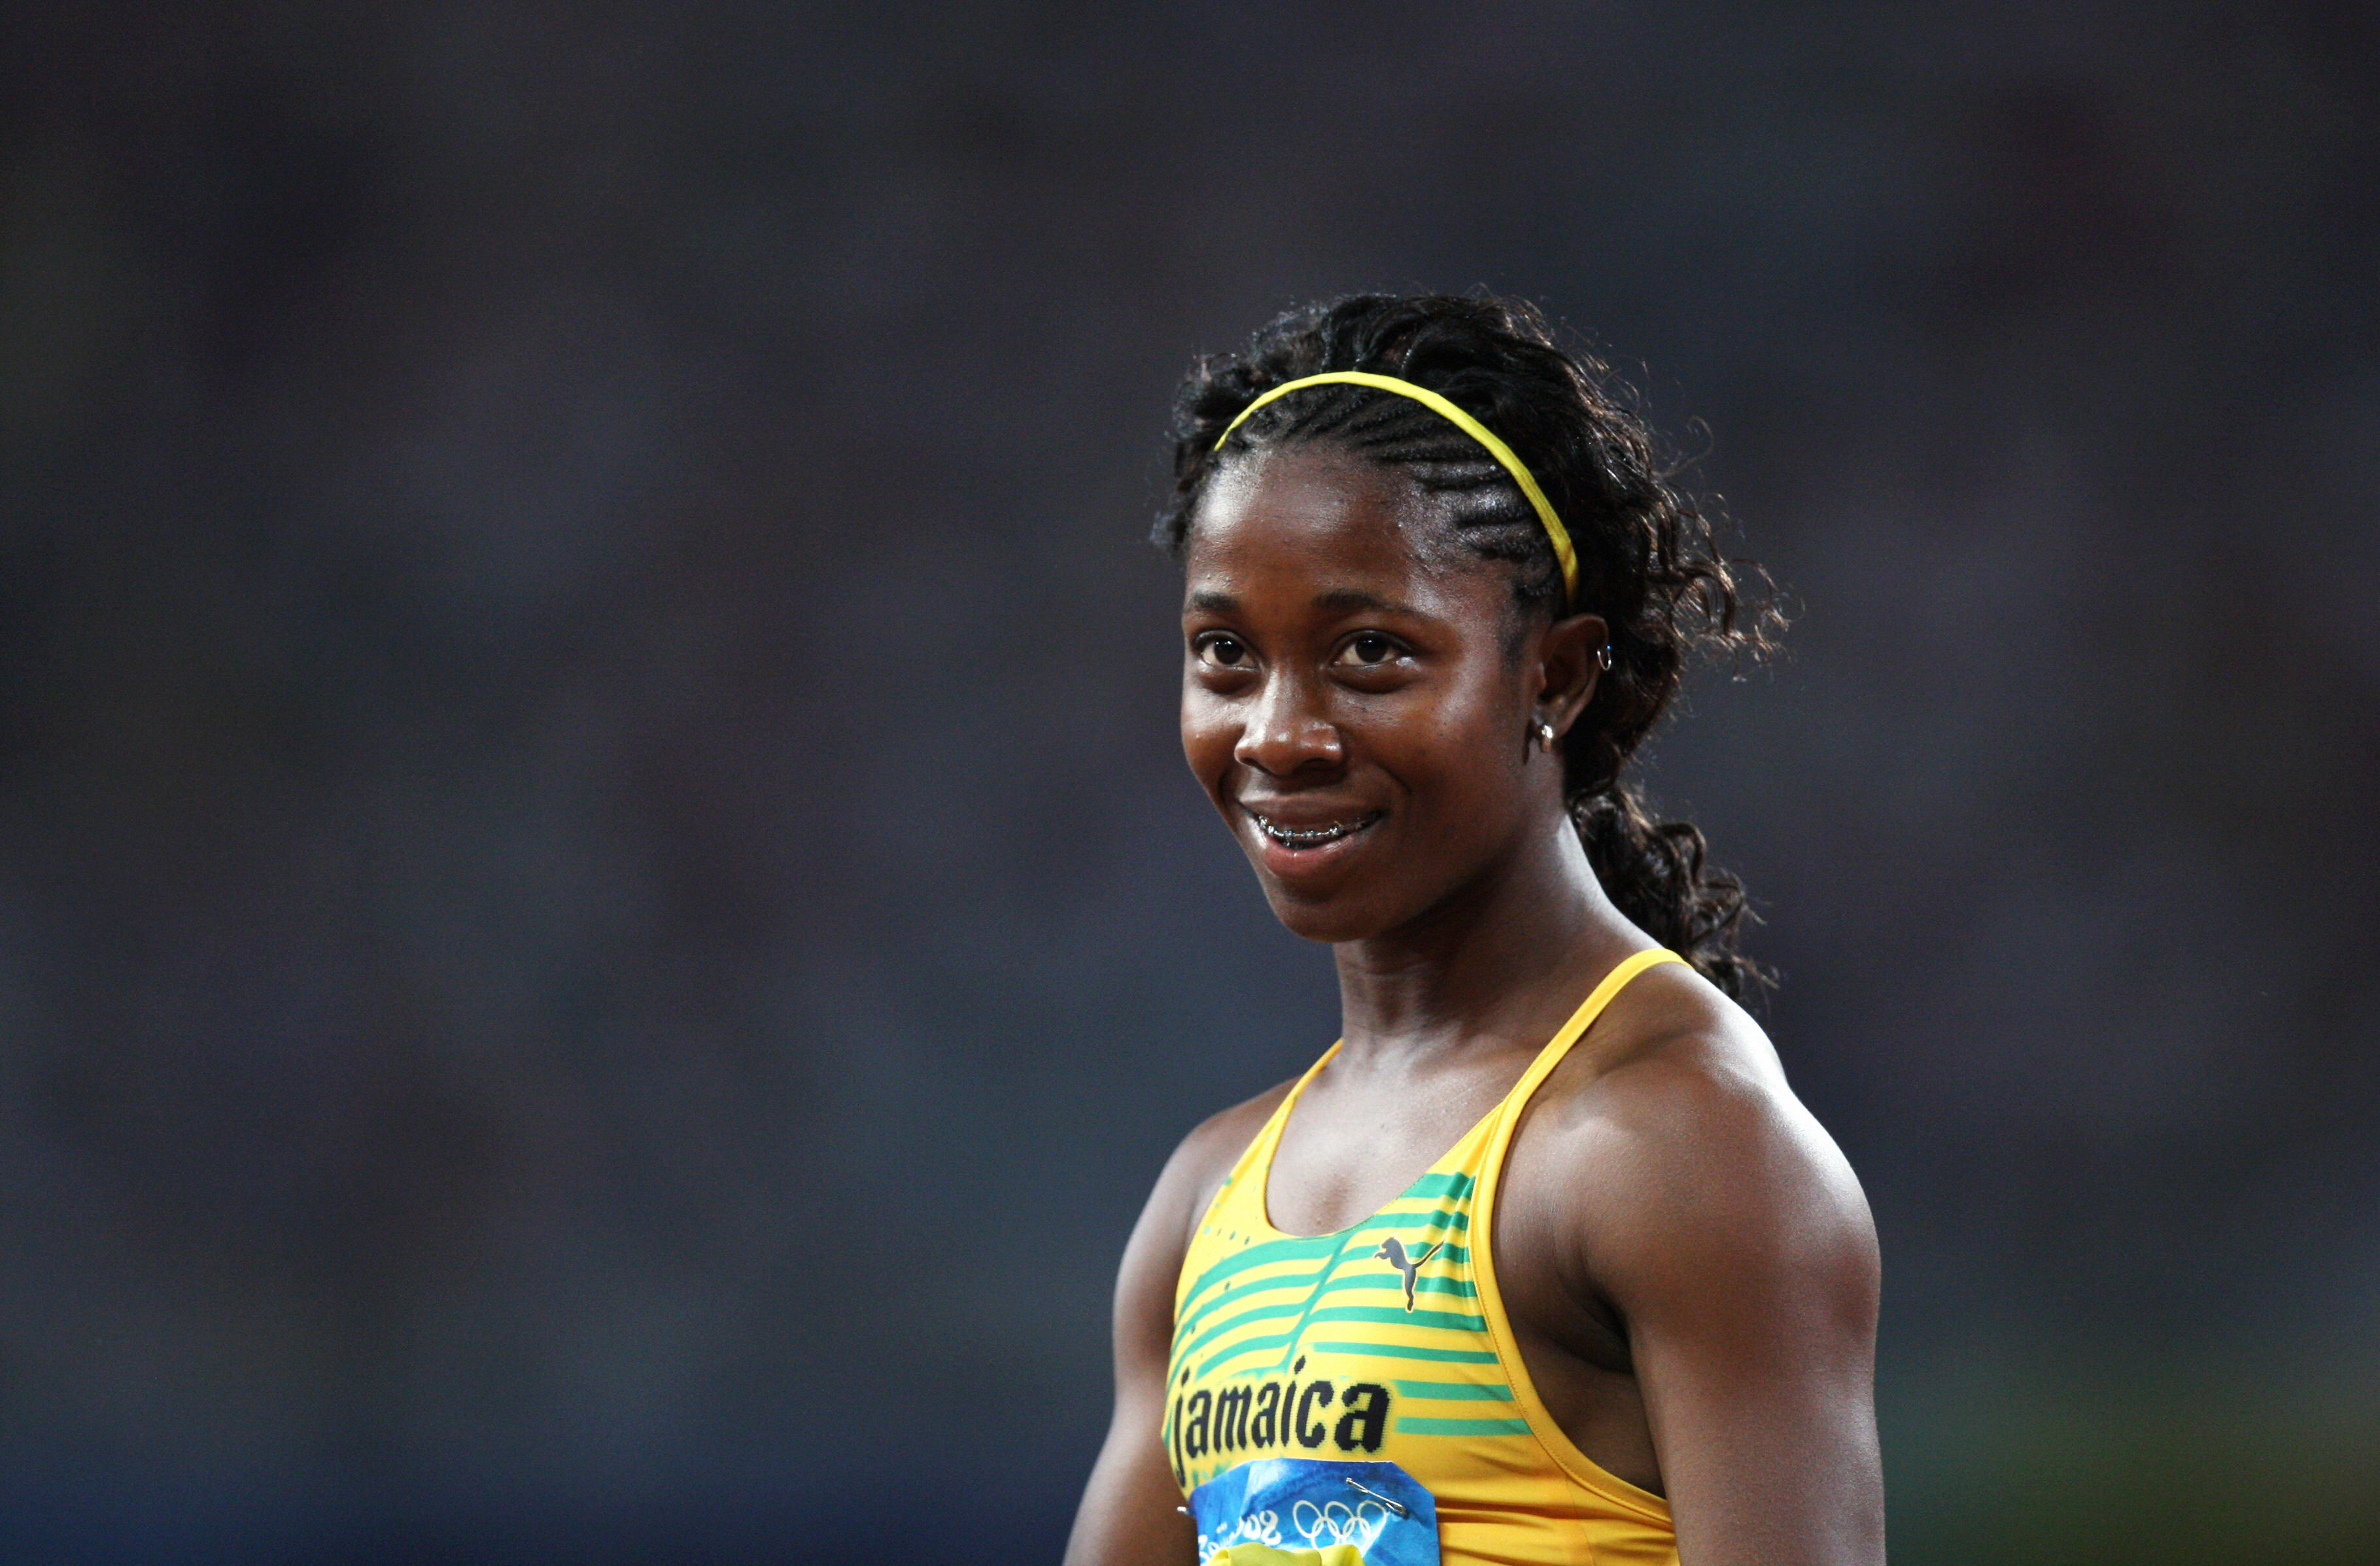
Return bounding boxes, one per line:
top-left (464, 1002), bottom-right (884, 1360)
top-left (1575, 1049), bottom-right (1883, 1566)
top-left (1065, 1089), bottom-right (1288, 1566)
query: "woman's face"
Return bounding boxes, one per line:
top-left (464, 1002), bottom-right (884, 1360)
top-left (1180, 444), bottom-right (1583, 945)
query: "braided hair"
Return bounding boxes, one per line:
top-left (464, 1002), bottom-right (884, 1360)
top-left (1156, 294), bottom-right (1778, 998)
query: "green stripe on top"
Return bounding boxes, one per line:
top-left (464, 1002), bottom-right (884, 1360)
top-left (1173, 1266), bottom-right (1330, 1348)
top-left (1405, 1172), bottom-right (1477, 1201)
top-left (1357, 1207), bottom-right (1470, 1236)
top-left (1240, 1227), bottom-right (1369, 1375)
top-left (1173, 1300), bottom-right (1307, 1363)
top-left (1179, 1213), bottom-right (1469, 1316)
top-left (1319, 1272), bottom-right (1478, 1302)
top-left (1392, 1380), bottom-right (1515, 1401)
top-left (1179, 1280), bottom-right (1487, 1380)
top-left (1306, 1304), bottom-right (1488, 1334)
top-left (1309, 1340), bottom-right (1500, 1364)
top-left (1194, 1331), bottom-right (1297, 1380)
top-left (1396, 1416), bottom-right (1534, 1438)
top-left (1173, 1247), bottom-right (1479, 1346)
top-left (1178, 1232), bottom-right (1348, 1314)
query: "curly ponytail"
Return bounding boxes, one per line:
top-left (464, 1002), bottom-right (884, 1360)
top-left (1156, 293), bottom-right (1780, 998)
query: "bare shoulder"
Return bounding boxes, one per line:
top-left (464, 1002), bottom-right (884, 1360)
top-left (1517, 960), bottom-right (1876, 1301)
top-left (1077, 1076), bottom-right (1301, 1566)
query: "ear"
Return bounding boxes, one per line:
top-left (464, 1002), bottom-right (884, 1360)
top-left (1529, 612), bottom-right (1608, 740)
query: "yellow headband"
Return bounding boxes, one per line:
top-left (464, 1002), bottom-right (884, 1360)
top-left (1213, 370), bottom-right (1579, 602)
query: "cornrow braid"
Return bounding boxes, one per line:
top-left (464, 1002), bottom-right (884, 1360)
top-left (1156, 293), bottom-right (1780, 999)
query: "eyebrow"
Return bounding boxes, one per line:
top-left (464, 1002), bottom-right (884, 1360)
top-left (1314, 588), bottom-right (1421, 617)
top-left (1183, 587), bottom-right (1424, 618)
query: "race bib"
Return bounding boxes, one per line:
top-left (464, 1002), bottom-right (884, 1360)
top-left (1188, 1457), bottom-right (1438, 1566)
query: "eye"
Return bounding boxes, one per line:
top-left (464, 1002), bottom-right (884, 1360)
top-left (1194, 633), bottom-right (1252, 669)
top-left (1333, 632), bottom-right (1400, 667)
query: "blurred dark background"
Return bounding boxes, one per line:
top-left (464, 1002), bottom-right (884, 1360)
top-left (3, 3), bottom-right (2376, 1561)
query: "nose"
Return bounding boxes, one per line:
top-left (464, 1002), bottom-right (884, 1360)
top-left (1235, 669), bottom-right (1344, 777)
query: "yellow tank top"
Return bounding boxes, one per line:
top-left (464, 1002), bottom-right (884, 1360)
top-left (1165, 948), bottom-right (1685, 1566)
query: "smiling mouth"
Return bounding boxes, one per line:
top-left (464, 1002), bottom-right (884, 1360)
top-left (1246, 809), bottom-right (1385, 850)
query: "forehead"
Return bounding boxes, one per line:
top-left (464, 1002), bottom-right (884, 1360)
top-left (1184, 445), bottom-right (1487, 604)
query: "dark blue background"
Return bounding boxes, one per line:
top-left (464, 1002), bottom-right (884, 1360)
top-left (3, 3), bottom-right (2375, 1561)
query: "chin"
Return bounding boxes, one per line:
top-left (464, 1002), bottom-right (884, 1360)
top-left (1255, 879), bottom-right (1407, 945)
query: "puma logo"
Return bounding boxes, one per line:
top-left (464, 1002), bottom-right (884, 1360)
top-left (1371, 1236), bottom-right (1445, 1312)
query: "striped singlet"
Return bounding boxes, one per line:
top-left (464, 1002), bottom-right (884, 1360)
top-left (1165, 949), bottom-right (1684, 1566)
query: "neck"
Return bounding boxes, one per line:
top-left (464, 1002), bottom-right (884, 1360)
top-left (1330, 812), bottom-right (1642, 1068)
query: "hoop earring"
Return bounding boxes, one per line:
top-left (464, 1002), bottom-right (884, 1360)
top-left (1596, 644), bottom-right (1615, 672)
top-left (1532, 720), bottom-right (1557, 752)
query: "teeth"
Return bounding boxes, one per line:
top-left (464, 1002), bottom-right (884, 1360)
top-left (1254, 814), bottom-right (1370, 848)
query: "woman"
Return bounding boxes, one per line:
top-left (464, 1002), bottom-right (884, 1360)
top-left (1065, 296), bottom-right (1882, 1566)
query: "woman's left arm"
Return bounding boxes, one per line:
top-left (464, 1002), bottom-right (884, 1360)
top-left (1575, 1038), bottom-right (1884, 1566)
